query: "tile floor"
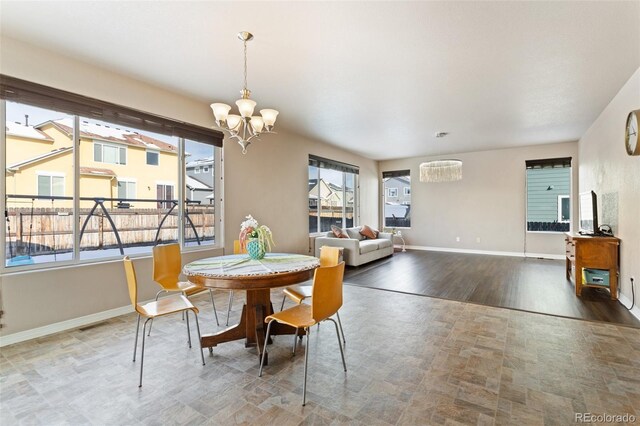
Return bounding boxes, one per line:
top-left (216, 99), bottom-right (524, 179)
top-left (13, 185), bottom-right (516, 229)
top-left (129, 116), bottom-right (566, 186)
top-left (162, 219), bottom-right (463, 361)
top-left (1, 285), bottom-right (639, 425)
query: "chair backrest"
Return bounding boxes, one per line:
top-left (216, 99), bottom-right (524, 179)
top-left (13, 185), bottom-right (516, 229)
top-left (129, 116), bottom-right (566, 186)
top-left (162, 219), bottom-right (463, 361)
top-left (123, 256), bottom-right (139, 310)
top-left (233, 240), bottom-right (247, 254)
top-left (152, 243), bottom-right (182, 291)
top-left (319, 246), bottom-right (341, 267)
top-left (311, 262), bottom-right (345, 322)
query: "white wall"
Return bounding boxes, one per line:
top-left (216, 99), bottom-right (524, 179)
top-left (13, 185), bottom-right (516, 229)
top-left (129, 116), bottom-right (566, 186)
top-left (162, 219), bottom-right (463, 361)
top-left (0, 37), bottom-right (378, 338)
top-left (578, 67), bottom-right (640, 301)
top-left (379, 142), bottom-right (579, 257)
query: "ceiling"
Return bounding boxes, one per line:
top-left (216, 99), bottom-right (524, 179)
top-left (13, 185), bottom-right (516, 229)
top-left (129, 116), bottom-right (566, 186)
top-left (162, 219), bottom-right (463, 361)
top-left (1, 1), bottom-right (639, 160)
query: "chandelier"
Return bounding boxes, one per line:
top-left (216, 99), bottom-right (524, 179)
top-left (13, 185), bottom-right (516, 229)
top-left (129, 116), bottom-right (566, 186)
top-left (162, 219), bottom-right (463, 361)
top-left (210, 31), bottom-right (279, 154)
top-left (420, 160), bottom-right (463, 182)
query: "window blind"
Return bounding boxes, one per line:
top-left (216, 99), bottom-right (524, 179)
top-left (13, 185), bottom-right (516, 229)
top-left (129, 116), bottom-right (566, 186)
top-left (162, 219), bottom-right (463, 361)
top-left (382, 170), bottom-right (410, 178)
top-left (525, 157), bottom-right (572, 169)
top-left (308, 155), bottom-right (359, 175)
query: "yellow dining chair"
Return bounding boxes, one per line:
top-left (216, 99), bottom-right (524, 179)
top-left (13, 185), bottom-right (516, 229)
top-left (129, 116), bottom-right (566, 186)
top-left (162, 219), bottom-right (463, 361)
top-left (225, 240), bottom-right (247, 325)
top-left (151, 243), bottom-right (219, 327)
top-left (123, 256), bottom-right (205, 387)
top-left (280, 246), bottom-right (346, 343)
top-left (259, 262), bottom-right (347, 406)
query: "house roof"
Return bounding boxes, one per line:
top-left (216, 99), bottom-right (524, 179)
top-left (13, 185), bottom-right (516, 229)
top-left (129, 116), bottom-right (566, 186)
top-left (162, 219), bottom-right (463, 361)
top-left (79, 167), bottom-right (116, 177)
top-left (186, 157), bottom-right (214, 168)
top-left (6, 121), bottom-right (54, 141)
top-left (6, 147), bottom-right (72, 171)
top-left (186, 175), bottom-right (211, 190)
top-left (38, 118), bottom-right (178, 153)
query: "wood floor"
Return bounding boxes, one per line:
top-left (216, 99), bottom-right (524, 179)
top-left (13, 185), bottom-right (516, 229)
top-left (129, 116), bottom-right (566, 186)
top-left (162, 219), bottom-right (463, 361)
top-left (344, 250), bottom-right (639, 327)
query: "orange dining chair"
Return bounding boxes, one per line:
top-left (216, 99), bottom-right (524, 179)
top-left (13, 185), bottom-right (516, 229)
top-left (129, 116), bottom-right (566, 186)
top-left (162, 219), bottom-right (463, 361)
top-left (225, 240), bottom-right (247, 325)
top-left (280, 246), bottom-right (346, 343)
top-left (259, 261), bottom-right (347, 406)
top-left (123, 256), bottom-right (205, 387)
top-left (152, 243), bottom-right (219, 328)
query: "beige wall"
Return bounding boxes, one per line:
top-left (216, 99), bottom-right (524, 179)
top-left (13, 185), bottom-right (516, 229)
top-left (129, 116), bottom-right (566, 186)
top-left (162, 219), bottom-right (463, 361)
top-left (0, 36), bottom-right (378, 337)
top-left (223, 131), bottom-right (379, 255)
top-left (379, 142), bottom-right (579, 257)
top-left (578, 67), bottom-right (640, 301)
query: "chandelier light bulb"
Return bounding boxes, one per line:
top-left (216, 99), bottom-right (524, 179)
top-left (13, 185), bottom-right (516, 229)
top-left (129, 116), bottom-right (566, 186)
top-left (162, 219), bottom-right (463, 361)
top-left (260, 109), bottom-right (279, 127)
top-left (236, 98), bottom-right (257, 118)
top-left (250, 116), bottom-right (264, 133)
top-left (227, 114), bottom-right (242, 131)
top-left (210, 103), bottom-right (231, 123)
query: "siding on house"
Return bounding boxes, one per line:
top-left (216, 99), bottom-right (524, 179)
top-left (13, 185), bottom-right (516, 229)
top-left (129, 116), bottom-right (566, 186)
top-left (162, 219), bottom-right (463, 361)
top-left (526, 167), bottom-right (571, 222)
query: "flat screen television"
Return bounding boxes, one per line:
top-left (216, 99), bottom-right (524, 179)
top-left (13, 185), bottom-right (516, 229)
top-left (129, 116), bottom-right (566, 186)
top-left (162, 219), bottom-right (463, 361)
top-left (579, 191), bottom-right (598, 235)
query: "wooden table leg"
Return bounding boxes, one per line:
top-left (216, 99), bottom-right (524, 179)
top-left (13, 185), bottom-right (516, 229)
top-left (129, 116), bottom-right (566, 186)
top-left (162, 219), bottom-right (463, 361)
top-left (201, 304), bottom-right (248, 348)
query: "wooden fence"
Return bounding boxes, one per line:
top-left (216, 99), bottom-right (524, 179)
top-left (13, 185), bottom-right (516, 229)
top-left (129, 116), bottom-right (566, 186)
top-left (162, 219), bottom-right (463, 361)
top-left (5, 206), bottom-right (215, 256)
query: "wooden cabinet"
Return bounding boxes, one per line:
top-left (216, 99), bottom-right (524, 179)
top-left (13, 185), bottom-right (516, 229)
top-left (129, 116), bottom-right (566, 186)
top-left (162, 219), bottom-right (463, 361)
top-left (565, 233), bottom-right (620, 300)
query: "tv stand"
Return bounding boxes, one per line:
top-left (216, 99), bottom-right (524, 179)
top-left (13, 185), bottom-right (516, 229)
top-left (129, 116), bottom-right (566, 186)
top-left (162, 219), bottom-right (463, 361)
top-left (565, 233), bottom-right (620, 300)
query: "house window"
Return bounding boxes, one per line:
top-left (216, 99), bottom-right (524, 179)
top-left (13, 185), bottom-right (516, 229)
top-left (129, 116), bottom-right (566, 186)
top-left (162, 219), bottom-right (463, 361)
top-left (184, 144), bottom-right (215, 247)
top-left (2, 80), bottom-right (221, 269)
top-left (37, 173), bottom-right (65, 197)
top-left (146, 151), bottom-right (159, 166)
top-left (157, 184), bottom-right (175, 209)
top-left (308, 155), bottom-right (359, 233)
top-left (382, 170), bottom-right (411, 228)
top-left (194, 166), bottom-right (200, 174)
top-left (558, 195), bottom-right (570, 223)
top-left (94, 142), bottom-right (126, 165)
top-left (117, 180), bottom-right (136, 199)
top-left (202, 166), bottom-right (209, 173)
top-left (525, 157), bottom-right (571, 232)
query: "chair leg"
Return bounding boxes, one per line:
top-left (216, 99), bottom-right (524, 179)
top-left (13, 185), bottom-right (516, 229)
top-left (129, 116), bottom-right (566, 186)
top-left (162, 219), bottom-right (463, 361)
top-left (133, 314), bottom-right (141, 362)
top-left (336, 311), bottom-right (346, 344)
top-left (327, 318), bottom-right (347, 372)
top-left (280, 294), bottom-right (286, 311)
top-left (259, 320), bottom-right (275, 377)
top-left (292, 328), bottom-right (298, 355)
top-left (192, 310), bottom-right (205, 366)
top-left (226, 291), bottom-right (234, 326)
top-left (185, 308), bottom-right (192, 348)
top-left (139, 318), bottom-right (152, 387)
top-left (302, 327), bottom-right (310, 406)
top-left (209, 289), bottom-right (220, 326)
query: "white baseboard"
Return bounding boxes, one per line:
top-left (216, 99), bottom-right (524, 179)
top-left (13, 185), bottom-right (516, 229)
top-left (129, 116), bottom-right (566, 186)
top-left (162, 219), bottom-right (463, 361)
top-left (618, 292), bottom-right (640, 322)
top-left (403, 245), bottom-right (564, 260)
top-left (0, 304), bottom-right (134, 347)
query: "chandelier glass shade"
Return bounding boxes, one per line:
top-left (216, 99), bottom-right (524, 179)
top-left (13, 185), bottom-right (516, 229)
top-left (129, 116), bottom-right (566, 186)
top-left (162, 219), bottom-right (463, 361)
top-left (419, 160), bottom-right (463, 182)
top-left (210, 31), bottom-right (279, 154)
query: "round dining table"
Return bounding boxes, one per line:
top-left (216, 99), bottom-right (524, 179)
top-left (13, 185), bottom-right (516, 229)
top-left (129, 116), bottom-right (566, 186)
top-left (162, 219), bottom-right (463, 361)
top-left (183, 253), bottom-right (319, 364)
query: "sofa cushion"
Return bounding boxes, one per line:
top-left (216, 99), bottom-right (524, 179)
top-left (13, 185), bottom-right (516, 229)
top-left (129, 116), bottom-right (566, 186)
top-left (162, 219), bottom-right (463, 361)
top-left (359, 225), bottom-right (379, 239)
top-left (346, 227), bottom-right (365, 240)
top-left (376, 239), bottom-right (393, 249)
top-left (330, 225), bottom-right (349, 238)
top-left (359, 240), bottom-right (379, 254)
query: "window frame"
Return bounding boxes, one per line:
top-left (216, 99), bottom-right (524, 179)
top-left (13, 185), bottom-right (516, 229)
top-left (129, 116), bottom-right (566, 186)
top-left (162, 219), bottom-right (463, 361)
top-left (525, 157), bottom-right (572, 234)
top-left (558, 195), bottom-right (570, 223)
top-left (382, 171), bottom-right (412, 229)
top-left (146, 150), bottom-right (159, 166)
top-left (1, 99), bottom-right (222, 273)
top-left (94, 141), bottom-right (127, 165)
top-left (36, 171), bottom-right (65, 197)
top-left (117, 178), bottom-right (137, 200)
top-left (308, 157), bottom-right (359, 235)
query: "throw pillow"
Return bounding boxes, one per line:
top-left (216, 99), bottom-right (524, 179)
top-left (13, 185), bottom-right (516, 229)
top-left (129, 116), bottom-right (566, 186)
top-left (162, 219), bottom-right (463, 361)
top-left (359, 225), bottom-right (379, 239)
top-left (331, 225), bottom-right (349, 239)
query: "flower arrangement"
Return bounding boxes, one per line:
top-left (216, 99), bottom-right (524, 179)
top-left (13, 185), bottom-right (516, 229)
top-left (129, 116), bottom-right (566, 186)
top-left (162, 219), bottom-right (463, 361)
top-left (239, 215), bottom-right (275, 255)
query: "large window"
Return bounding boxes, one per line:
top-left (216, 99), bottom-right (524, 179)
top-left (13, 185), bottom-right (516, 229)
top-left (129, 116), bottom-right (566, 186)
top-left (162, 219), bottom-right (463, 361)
top-left (2, 76), bottom-right (223, 269)
top-left (382, 170), bottom-right (411, 228)
top-left (526, 157), bottom-right (571, 232)
top-left (308, 155), bottom-right (359, 233)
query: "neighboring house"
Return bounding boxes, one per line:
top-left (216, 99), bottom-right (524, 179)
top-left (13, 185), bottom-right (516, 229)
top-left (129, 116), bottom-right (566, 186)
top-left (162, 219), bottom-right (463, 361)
top-left (384, 176), bottom-right (411, 205)
top-left (308, 178), bottom-right (354, 210)
top-left (5, 118), bottom-right (179, 208)
top-left (185, 157), bottom-right (214, 204)
top-left (526, 167), bottom-right (571, 225)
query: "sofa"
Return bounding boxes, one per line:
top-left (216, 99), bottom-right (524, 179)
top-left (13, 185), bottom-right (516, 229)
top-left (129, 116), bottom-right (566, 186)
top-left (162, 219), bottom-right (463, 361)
top-left (314, 227), bottom-right (394, 266)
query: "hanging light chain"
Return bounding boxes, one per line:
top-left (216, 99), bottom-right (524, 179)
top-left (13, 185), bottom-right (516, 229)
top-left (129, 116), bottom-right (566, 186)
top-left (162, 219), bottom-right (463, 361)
top-left (243, 39), bottom-right (248, 93)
